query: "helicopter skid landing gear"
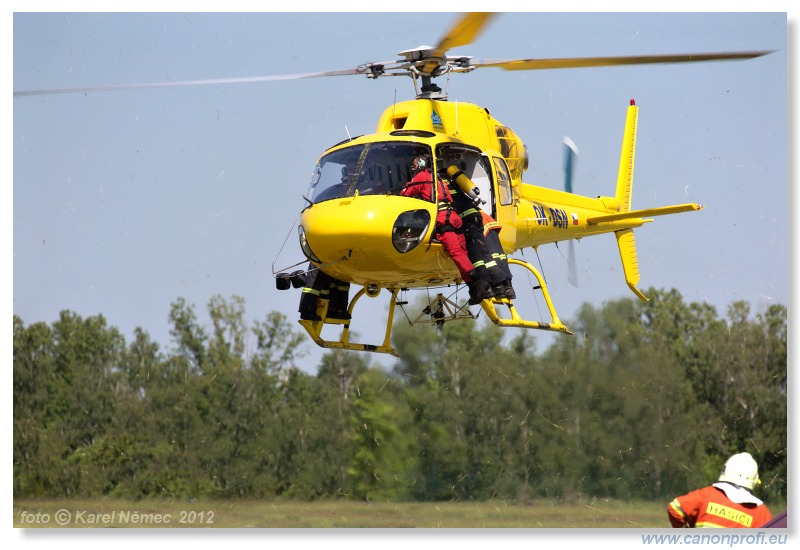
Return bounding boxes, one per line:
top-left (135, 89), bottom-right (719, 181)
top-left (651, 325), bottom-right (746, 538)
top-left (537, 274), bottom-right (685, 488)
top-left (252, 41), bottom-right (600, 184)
top-left (478, 258), bottom-right (574, 335)
top-left (298, 287), bottom-right (401, 356)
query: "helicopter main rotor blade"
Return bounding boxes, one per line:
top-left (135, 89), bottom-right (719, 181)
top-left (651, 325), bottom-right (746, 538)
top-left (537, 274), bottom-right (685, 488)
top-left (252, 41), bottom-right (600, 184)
top-left (13, 67), bottom-right (365, 97)
top-left (433, 12), bottom-right (496, 57)
top-left (471, 50), bottom-right (773, 72)
top-left (418, 12), bottom-right (496, 74)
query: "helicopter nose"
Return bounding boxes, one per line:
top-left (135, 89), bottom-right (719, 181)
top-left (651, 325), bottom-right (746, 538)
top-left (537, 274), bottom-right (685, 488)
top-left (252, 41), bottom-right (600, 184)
top-left (299, 195), bottom-right (433, 280)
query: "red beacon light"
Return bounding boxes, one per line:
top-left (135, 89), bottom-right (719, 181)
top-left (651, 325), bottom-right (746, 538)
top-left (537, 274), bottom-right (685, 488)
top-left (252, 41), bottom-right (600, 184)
top-left (630, 99), bottom-right (636, 106)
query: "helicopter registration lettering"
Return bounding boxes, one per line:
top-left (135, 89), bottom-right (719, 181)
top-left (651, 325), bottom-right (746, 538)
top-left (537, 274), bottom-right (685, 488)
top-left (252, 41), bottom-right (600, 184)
top-left (533, 205), bottom-right (569, 229)
top-left (533, 205), bottom-right (548, 226)
top-left (550, 207), bottom-right (569, 229)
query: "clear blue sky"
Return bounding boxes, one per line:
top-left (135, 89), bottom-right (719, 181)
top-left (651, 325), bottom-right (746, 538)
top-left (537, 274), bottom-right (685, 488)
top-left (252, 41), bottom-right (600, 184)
top-left (10, 8), bottom-right (790, 375)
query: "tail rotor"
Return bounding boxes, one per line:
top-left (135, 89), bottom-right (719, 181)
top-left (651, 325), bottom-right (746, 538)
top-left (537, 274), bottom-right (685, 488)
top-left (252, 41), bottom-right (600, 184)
top-left (563, 136), bottom-right (579, 287)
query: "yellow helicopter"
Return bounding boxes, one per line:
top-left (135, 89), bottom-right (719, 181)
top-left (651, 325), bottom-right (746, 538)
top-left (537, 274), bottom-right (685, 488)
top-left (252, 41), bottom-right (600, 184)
top-left (14, 13), bottom-right (770, 357)
top-left (269, 13), bottom-right (769, 356)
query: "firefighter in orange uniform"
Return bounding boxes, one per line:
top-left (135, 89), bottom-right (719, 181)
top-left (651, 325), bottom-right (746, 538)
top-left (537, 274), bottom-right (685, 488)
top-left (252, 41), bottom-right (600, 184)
top-left (481, 211), bottom-right (515, 299)
top-left (668, 452), bottom-right (772, 528)
top-left (298, 264), bottom-right (351, 322)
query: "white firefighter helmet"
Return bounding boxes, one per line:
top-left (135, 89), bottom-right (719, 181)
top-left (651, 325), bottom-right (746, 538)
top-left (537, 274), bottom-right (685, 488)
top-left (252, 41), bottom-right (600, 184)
top-left (718, 452), bottom-right (761, 490)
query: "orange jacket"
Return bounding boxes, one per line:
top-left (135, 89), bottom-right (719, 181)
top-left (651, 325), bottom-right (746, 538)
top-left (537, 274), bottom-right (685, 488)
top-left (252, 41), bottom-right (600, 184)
top-left (481, 211), bottom-right (501, 236)
top-left (668, 484), bottom-right (772, 528)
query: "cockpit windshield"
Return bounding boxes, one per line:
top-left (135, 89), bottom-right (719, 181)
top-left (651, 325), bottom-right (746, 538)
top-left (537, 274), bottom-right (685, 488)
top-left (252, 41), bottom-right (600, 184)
top-left (307, 142), bottom-right (431, 204)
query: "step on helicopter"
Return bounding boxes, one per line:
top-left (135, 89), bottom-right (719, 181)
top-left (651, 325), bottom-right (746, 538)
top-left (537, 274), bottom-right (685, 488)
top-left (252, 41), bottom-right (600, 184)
top-left (15, 13), bottom-right (770, 357)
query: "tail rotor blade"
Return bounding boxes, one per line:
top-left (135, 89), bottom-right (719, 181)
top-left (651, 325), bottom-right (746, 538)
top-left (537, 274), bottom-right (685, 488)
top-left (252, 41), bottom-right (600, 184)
top-left (563, 136), bottom-right (580, 287)
top-left (567, 241), bottom-right (579, 288)
top-left (563, 136), bottom-right (579, 193)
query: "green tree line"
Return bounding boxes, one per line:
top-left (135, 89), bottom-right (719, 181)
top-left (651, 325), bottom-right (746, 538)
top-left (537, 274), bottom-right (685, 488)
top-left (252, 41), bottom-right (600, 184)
top-left (13, 289), bottom-right (787, 504)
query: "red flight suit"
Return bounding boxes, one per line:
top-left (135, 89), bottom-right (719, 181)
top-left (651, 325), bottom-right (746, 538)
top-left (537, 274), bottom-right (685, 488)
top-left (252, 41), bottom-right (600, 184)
top-left (400, 169), bottom-right (475, 283)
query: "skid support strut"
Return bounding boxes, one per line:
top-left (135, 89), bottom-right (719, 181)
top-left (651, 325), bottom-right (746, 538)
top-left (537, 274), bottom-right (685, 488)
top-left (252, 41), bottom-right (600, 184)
top-left (298, 286), bottom-right (400, 356)
top-left (478, 258), bottom-right (573, 334)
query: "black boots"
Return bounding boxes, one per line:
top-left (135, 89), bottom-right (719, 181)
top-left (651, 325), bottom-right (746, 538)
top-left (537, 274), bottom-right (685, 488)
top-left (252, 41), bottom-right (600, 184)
top-left (299, 311), bottom-right (322, 321)
top-left (468, 278), bottom-right (495, 305)
top-left (492, 279), bottom-right (516, 300)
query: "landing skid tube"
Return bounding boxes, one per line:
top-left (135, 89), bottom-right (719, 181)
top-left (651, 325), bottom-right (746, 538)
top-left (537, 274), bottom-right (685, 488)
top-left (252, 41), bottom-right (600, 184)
top-left (298, 286), bottom-right (401, 356)
top-left (299, 257), bottom-right (572, 356)
top-left (478, 257), bottom-right (574, 335)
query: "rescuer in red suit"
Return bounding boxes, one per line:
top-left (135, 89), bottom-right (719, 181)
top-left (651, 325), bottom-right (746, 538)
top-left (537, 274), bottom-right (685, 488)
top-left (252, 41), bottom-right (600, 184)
top-left (400, 155), bottom-right (494, 305)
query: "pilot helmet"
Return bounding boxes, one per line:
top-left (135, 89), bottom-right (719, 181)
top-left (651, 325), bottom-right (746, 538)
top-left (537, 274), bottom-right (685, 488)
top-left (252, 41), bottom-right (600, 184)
top-left (411, 155), bottom-right (429, 173)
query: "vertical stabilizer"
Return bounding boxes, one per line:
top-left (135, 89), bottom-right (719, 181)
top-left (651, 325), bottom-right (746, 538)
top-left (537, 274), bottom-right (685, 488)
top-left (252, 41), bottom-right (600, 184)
top-left (615, 100), bottom-right (638, 213)
top-left (616, 229), bottom-right (648, 301)
top-left (614, 101), bottom-right (647, 301)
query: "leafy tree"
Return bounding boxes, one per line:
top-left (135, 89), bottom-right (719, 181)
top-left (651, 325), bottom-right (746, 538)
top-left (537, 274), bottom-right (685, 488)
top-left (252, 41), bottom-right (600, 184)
top-left (168, 297), bottom-right (207, 372)
top-left (348, 368), bottom-right (418, 500)
top-left (12, 291), bottom-right (786, 503)
top-left (251, 310), bottom-right (307, 373)
top-left (14, 316), bottom-right (57, 495)
top-left (14, 311), bottom-right (127, 496)
top-left (395, 313), bottom-right (545, 500)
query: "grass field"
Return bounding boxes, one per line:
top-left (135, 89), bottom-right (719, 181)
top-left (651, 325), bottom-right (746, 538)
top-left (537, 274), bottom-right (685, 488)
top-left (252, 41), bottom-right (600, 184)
top-left (13, 498), bottom-right (679, 528)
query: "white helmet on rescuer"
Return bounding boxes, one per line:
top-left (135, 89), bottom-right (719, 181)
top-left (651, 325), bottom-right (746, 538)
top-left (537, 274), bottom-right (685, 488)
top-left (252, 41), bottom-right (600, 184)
top-left (718, 452), bottom-right (761, 490)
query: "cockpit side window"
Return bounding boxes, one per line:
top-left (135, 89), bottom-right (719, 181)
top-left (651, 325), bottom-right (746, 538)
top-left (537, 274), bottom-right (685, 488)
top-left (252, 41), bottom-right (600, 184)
top-left (493, 157), bottom-right (513, 207)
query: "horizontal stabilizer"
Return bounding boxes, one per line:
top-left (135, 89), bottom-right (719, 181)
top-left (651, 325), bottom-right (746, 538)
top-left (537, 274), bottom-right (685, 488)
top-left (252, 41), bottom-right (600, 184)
top-left (587, 203), bottom-right (703, 225)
